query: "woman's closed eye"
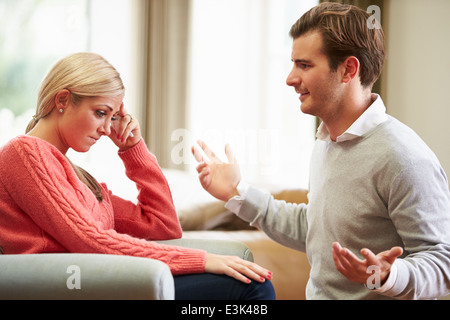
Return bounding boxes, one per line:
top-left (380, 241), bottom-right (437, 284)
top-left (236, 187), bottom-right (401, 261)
top-left (96, 110), bottom-right (107, 118)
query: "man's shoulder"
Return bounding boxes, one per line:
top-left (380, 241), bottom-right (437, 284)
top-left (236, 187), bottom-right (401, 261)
top-left (368, 116), bottom-right (439, 167)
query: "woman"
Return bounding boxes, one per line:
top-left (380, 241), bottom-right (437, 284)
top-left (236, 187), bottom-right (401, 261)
top-left (0, 52), bottom-right (274, 300)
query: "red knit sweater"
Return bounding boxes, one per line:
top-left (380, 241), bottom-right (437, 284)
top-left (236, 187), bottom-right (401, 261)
top-left (0, 135), bottom-right (207, 275)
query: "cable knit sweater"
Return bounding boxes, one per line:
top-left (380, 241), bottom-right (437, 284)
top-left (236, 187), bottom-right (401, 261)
top-left (0, 135), bottom-right (207, 275)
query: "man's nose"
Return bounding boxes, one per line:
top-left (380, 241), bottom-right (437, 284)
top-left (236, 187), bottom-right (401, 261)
top-left (286, 68), bottom-right (300, 87)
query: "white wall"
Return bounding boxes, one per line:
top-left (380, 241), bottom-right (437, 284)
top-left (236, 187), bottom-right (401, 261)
top-left (384, 0), bottom-right (450, 180)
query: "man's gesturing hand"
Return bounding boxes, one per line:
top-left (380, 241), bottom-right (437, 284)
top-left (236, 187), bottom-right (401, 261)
top-left (332, 242), bottom-right (403, 287)
top-left (191, 140), bottom-right (241, 202)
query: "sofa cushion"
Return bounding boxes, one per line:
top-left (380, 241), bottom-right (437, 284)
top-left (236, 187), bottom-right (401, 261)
top-left (178, 188), bottom-right (309, 231)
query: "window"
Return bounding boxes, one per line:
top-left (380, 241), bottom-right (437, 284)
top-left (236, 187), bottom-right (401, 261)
top-left (0, 0), bottom-right (90, 145)
top-left (0, 0), bottom-right (139, 199)
top-left (187, 0), bottom-right (318, 189)
top-left (1, 0), bottom-right (319, 198)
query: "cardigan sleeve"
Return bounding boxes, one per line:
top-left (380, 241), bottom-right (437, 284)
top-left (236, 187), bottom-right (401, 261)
top-left (0, 136), bottom-right (206, 275)
top-left (106, 139), bottom-right (182, 240)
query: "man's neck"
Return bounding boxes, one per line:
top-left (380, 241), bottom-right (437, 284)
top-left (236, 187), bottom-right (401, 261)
top-left (323, 91), bottom-right (375, 141)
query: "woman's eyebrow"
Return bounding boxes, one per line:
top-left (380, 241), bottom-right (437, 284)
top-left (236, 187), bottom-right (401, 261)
top-left (95, 104), bottom-right (113, 111)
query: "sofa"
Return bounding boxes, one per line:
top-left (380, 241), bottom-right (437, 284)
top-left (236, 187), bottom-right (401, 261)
top-left (176, 183), bottom-right (311, 300)
top-left (0, 238), bottom-right (254, 300)
top-left (160, 168), bottom-right (310, 300)
top-left (0, 168), bottom-right (311, 300)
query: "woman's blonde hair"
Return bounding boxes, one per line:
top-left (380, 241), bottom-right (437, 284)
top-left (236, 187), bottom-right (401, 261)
top-left (27, 52), bottom-right (125, 201)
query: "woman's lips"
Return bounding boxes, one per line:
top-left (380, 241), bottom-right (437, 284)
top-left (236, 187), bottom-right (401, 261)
top-left (89, 137), bottom-right (99, 144)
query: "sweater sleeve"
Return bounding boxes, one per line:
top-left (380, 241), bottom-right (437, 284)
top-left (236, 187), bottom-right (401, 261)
top-left (1, 136), bottom-right (206, 275)
top-left (106, 139), bottom-right (182, 240)
top-left (230, 185), bottom-right (309, 252)
top-left (382, 158), bottom-right (450, 299)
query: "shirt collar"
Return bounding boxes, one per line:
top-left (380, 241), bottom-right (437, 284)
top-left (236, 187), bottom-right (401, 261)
top-left (316, 94), bottom-right (387, 143)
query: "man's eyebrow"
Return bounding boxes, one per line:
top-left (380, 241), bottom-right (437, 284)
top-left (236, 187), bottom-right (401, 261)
top-left (292, 58), bottom-right (313, 64)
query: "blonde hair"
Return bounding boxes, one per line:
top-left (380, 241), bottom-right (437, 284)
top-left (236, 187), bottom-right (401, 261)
top-left (27, 52), bottom-right (125, 201)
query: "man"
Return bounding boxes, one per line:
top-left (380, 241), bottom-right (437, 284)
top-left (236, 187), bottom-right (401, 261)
top-left (192, 2), bottom-right (450, 299)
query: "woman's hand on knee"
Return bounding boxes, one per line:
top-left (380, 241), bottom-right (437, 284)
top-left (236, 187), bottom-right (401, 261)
top-left (204, 253), bottom-right (273, 284)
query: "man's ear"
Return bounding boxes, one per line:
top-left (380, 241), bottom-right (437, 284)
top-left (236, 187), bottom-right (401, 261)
top-left (54, 89), bottom-right (71, 110)
top-left (341, 56), bottom-right (360, 84)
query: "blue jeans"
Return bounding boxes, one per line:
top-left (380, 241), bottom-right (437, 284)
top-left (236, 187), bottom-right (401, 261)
top-left (174, 273), bottom-right (276, 300)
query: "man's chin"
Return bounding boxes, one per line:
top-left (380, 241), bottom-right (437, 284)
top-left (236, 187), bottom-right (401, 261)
top-left (300, 102), bottom-right (314, 116)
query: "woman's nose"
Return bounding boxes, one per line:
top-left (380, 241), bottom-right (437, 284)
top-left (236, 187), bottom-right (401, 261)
top-left (99, 120), bottom-right (111, 136)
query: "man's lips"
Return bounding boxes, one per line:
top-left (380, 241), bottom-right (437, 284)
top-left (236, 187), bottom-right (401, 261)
top-left (299, 92), bottom-right (310, 102)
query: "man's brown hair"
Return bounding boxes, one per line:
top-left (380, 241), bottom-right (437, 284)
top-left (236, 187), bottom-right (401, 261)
top-left (289, 2), bottom-right (385, 89)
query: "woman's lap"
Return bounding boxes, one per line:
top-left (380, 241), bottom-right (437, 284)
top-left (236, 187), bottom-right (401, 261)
top-left (174, 273), bottom-right (276, 300)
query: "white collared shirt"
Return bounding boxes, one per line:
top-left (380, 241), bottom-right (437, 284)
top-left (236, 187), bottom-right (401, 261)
top-left (316, 94), bottom-right (388, 143)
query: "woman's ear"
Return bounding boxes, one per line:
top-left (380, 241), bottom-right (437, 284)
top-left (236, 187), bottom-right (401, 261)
top-left (341, 56), bottom-right (360, 84)
top-left (54, 89), bottom-right (71, 110)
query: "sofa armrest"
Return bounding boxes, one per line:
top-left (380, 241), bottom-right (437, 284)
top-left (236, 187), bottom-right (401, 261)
top-left (0, 239), bottom-right (253, 300)
top-left (0, 253), bottom-right (174, 300)
top-left (158, 238), bottom-right (254, 262)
